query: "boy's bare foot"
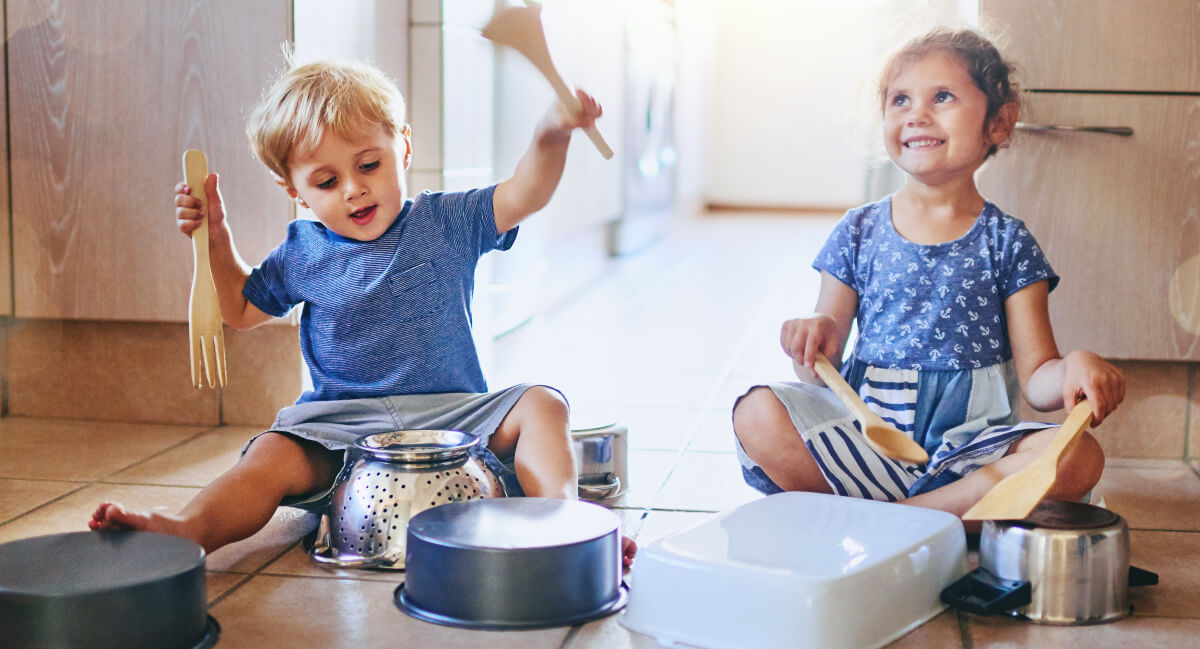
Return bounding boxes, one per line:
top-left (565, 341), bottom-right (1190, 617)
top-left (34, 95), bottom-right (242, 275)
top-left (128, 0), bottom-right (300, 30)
top-left (622, 535), bottom-right (637, 569)
top-left (88, 502), bottom-right (196, 544)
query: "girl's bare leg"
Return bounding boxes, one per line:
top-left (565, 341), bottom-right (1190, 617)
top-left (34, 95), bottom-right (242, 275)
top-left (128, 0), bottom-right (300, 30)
top-left (490, 386), bottom-right (637, 566)
top-left (902, 426), bottom-right (1105, 532)
top-left (732, 387), bottom-right (833, 493)
top-left (89, 433), bottom-right (342, 553)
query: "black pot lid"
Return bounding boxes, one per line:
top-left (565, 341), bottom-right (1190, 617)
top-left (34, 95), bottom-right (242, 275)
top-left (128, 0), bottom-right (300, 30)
top-left (0, 531), bottom-right (205, 597)
top-left (1016, 499), bottom-right (1121, 530)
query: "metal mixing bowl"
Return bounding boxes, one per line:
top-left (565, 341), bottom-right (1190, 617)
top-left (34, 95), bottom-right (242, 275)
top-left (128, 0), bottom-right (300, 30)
top-left (309, 430), bottom-right (506, 570)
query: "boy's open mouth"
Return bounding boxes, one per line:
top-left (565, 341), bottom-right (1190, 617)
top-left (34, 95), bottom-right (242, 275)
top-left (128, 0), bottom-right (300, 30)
top-left (904, 138), bottom-right (945, 149)
top-left (350, 205), bottom-right (376, 226)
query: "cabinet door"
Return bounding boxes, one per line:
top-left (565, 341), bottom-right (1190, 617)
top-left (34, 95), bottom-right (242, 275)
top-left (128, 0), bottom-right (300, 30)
top-left (7, 0), bottom-right (291, 321)
top-left (981, 0), bottom-right (1200, 92)
top-left (0, 9), bottom-right (8, 317)
top-left (978, 94), bottom-right (1200, 360)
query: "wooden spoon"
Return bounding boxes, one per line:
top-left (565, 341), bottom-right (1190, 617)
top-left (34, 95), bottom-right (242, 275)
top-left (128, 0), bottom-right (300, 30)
top-left (812, 353), bottom-right (929, 464)
top-left (481, 3), bottom-right (613, 159)
top-left (962, 399), bottom-right (1094, 521)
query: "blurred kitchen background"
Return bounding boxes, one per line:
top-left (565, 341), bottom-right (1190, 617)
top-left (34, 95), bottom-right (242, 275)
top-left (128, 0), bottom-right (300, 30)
top-left (1, 0), bottom-right (1198, 467)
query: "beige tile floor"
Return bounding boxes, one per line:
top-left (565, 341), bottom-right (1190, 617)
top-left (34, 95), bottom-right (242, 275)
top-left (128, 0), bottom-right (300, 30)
top-left (3, 213), bottom-right (1199, 648)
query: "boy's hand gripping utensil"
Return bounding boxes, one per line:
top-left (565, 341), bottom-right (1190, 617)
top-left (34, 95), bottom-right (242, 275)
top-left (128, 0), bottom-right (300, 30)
top-left (481, 3), bottom-right (613, 159)
top-left (182, 149), bottom-right (227, 388)
top-left (963, 400), bottom-right (1094, 521)
top-left (812, 352), bottom-right (930, 464)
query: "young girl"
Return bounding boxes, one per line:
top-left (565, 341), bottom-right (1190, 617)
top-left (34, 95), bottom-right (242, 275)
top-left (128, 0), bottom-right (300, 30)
top-left (89, 58), bottom-right (635, 565)
top-left (732, 28), bottom-right (1125, 520)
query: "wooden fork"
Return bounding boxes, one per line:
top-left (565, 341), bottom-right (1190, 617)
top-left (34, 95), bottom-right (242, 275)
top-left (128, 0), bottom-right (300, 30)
top-left (182, 149), bottom-right (227, 388)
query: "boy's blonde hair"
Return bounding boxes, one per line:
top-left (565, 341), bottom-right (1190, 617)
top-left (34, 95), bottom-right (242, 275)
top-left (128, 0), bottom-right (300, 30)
top-left (246, 57), bottom-right (406, 187)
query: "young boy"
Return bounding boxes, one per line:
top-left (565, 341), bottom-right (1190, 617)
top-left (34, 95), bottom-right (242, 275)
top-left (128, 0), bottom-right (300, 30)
top-left (90, 58), bottom-right (635, 566)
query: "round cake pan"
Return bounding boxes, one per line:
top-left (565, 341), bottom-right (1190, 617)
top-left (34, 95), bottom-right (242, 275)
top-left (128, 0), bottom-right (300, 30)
top-left (0, 531), bottom-right (218, 649)
top-left (394, 498), bottom-right (626, 629)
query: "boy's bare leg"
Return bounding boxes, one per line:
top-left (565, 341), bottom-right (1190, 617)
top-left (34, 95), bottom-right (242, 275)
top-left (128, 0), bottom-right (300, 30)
top-left (901, 426), bottom-right (1105, 531)
top-left (89, 433), bottom-right (342, 553)
top-left (732, 387), bottom-right (834, 493)
top-left (490, 386), bottom-right (637, 566)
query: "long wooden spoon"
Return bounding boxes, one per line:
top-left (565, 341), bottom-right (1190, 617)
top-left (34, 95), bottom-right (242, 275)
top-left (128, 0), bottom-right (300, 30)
top-left (812, 353), bottom-right (929, 464)
top-left (481, 3), bottom-right (613, 159)
top-left (962, 399), bottom-right (1094, 521)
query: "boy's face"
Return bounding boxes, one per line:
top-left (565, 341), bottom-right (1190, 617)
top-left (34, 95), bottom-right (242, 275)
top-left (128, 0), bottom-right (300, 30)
top-left (285, 122), bottom-right (412, 242)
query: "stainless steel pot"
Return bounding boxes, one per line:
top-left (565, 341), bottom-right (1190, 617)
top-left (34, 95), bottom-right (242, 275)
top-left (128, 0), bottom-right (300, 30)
top-left (572, 420), bottom-right (628, 501)
top-left (309, 430), bottom-right (506, 570)
top-left (941, 500), bottom-right (1157, 624)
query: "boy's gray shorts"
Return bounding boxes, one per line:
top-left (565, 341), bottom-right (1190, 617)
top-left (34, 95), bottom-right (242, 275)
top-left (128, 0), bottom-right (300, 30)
top-left (242, 383), bottom-right (559, 511)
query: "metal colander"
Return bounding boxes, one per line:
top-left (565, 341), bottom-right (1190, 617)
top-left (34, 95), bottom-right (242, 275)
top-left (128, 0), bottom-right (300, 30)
top-left (309, 430), bottom-right (506, 570)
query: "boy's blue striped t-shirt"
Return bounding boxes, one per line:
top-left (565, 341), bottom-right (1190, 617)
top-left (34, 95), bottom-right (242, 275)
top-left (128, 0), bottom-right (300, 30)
top-left (243, 186), bottom-right (515, 403)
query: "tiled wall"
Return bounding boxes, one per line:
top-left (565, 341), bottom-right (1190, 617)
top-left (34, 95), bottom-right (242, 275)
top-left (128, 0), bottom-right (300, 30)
top-left (2, 318), bottom-right (303, 428)
top-left (1017, 360), bottom-right (1197, 460)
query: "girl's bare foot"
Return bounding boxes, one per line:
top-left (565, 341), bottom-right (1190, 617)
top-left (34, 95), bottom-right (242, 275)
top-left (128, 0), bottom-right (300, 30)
top-left (88, 502), bottom-right (197, 544)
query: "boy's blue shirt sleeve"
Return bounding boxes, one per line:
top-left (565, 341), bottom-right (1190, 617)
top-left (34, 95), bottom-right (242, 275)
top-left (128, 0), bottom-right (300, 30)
top-left (424, 184), bottom-right (516, 259)
top-left (243, 222), bottom-right (302, 318)
top-left (999, 218), bottom-right (1059, 298)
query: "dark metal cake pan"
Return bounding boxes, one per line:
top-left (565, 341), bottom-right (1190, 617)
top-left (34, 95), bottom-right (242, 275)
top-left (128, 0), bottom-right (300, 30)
top-left (395, 497), bottom-right (626, 629)
top-left (0, 531), bottom-right (218, 649)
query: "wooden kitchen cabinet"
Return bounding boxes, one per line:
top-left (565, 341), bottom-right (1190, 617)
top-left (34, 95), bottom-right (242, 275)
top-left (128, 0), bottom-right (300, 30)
top-left (7, 0), bottom-right (292, 321)
top-left (0, 11), bottom-right (9, 317)
top-left (981, 0), bottom-right (1200, 92)
top-left (979, 0), bottom-right (1200, 361)
top-left (979, 94), bottom-right (1200, 360)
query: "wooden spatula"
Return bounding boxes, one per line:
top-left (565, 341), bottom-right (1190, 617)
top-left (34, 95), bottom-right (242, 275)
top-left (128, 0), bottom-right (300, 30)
top-left (963, 400), bottom-right (1094, 521)
top-left (481, 3), bottom-right (613, 159)
top-left (812, 353), bottom-right (929, 464)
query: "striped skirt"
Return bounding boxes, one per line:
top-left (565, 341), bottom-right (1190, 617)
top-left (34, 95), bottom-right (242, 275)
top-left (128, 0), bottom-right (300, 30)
top-left (735, 361), bottom-right (1056, 500)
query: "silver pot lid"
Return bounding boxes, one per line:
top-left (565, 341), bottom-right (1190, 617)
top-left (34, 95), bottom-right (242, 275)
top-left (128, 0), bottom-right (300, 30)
top-left (354, 430), bottom-right (480, 463)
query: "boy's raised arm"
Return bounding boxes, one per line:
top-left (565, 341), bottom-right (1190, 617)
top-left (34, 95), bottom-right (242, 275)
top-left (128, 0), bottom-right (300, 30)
top-left (492, 89), bottom-right (602, 233)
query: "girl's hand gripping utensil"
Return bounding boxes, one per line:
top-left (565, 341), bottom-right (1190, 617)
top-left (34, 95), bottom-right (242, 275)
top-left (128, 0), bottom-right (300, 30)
top-left (812, 352), bottom-right (929, 464)
top-left (182, 149), bottom-right (227, 388)
top-left (482, 3), bottom-right (613, 159)
top-left (963, 400), bottom-right (1094, 521)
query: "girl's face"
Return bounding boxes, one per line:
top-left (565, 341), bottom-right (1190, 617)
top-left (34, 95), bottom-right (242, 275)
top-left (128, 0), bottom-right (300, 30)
top-left (882, 51), bottom-right (1008, 188)
top-left (285, 122), bottom-right (412, 242)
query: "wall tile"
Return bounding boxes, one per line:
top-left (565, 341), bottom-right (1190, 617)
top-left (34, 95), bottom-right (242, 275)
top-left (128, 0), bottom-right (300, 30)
top-left (409, 25), bottom-right (443, 171)
top-left (6, 319), bottom-right (218, 424)
top-left (442, 23), bottom-right (493, 172)
top-left (1019, 360), bottom-right (1190, 459)
top-left (220, 325), bottom-right (304, 427)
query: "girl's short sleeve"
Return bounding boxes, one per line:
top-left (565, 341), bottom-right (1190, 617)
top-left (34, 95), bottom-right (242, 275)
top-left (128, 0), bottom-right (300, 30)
top-left (812, 212), bottom-right (860, 292)
top-left (1001, 221), bottom-right (1059, 297)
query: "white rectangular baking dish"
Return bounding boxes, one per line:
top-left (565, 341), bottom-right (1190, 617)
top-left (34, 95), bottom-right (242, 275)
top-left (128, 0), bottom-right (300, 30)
top-left (622, 492), bottom-right (967, 649)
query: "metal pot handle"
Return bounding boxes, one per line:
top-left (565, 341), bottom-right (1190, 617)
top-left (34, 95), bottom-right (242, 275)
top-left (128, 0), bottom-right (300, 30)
top-left (1129, 565), bottom-right (1159, 588)
top-left (940, 567), bottom-right (1031, 616)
